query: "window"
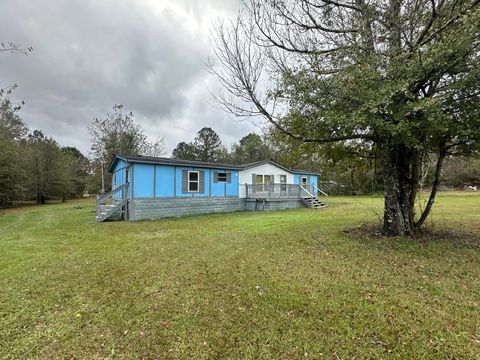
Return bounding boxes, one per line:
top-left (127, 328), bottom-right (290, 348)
top-left (302, 176), bottom-right (308, 186)
top-left (217, 172), bottom-right (228, 183)
top-left (188, 171), bottom-right (199, 192)
top-left (255, 175), bottom-right (271, 184)
top-left (255, 174), bottom-right (271, 191)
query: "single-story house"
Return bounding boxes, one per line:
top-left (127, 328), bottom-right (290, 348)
top-left (96, 154), bottom-right (328, 222)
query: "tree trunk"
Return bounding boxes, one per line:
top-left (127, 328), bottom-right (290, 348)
top-left (415, 146), bottom-right (446, 229)
top-left (381, 142), bottom-right (419, 236)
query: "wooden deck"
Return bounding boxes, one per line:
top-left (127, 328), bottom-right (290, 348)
top-left (245, 183), bottom-right (328, 209)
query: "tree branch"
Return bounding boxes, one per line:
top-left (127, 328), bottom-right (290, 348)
top-left (415, 143), bottom-right (447, 228)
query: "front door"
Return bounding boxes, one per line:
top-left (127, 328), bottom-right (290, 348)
top-left (301, 176), bottom-right (308, 187)
top-left (280, 175), bottom-right (287, 193)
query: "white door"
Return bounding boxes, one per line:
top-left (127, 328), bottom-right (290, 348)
top-left (301, 176), bottom-right (308, 186)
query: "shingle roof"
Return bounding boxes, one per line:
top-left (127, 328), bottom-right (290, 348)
top-left (109, 154), bottom-right (318, 175)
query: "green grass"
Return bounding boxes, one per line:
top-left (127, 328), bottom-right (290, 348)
top-left (0, 193), bottom-right (479, 359)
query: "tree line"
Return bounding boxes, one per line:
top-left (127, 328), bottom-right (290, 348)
top-left (1, 94), bottom-right (477, 208)
top-left (0, 97), bottom-right (89, 206)
top-left (171, 127), bottom-right (274, 164)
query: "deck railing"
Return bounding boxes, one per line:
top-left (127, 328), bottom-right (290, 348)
top-left (314, 184), bottom-right (328, 207)
top-left (245, 183), bottom-right (321, 199)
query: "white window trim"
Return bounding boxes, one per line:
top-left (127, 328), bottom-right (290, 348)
top-left (301, 176), bottom-right (308, 185)
top-left (188, 170), bottom-right (200, 192)
top-left (255, 174), bottom-right (272, 184)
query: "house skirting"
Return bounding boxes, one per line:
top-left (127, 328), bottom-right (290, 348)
top-left (245, 198), bottom-right (305, 211)
top-left (126, 197), bottom-right (308, 220)
top-left (128, 197), bottom-right (246, 221)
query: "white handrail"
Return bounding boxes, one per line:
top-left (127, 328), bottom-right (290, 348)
top-left (96, 183), bottom-right (128, 204)
top-left (299, 185), bottom-right (315, 198)
top-left (313, 185), bottom-right (328, 206)
top-left (314, 186), bottom-right (328, 197)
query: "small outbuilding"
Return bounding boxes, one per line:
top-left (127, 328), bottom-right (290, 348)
top-left (96, 154), bottom-right (327, 221)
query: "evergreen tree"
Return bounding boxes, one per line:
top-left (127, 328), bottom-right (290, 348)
top-left (0, 98), bottom-right (27, 206)
top-left (171, 128), bottom-right (227, 162)
top-left (172, 142), bottom-right (197, 160)
top-left (231, 133), bottom-right (273, 164)
top-left (25, 131), bottom-right (69, 204)
top-left (193, 127), bottom-right (224, 161)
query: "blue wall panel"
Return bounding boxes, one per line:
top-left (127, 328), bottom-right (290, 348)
top-left (210, 169), bottom-right (224, 197)
top-left (112, 159), bottom-right (128, 198)
top-left (133, 163), bottom-right (155, 198)
top-left (175, 166), bottom-right (211, 197)
top-left (294, 174), bottom-right (318, 189)
top-left (124, 163), bottom-right (239, 199)
top-left (210, 169), bottom-right (239, 197)
top-left (156, 165), bottom-right (175, 197)
top-left (111, 159), bottom-right (127, 190)
top-left (226, 171), bottom-right (239, 196)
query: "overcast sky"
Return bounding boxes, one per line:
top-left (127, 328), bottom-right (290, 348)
top-left (0, 0), bottom-right (261, 156)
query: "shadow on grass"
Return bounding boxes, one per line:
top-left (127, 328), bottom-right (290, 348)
top-left (344, 222), bottom-right (480, 250)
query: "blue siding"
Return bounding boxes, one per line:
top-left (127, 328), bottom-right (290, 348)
top-left (113, 159), bottom-right (127, 173)
top-left (133, 163), bottom-right (155, 198)
top-left (294, 174), bottom-right (318, 189)
top-left (227, 171), bottom-right (239, 196)
top-left (112, 159), bottom-right (129, 199)
top-left (175, 166), bottom-right (211, 197)
top-left (156, 165), bottom-right (175, 197)
top-left (114, 160), bottom-right (314, 200)
top-left (124, 163), bottom-right (239, 199)
top-left (210, 169), bottom-right (239, 197)
top-left (112, 159), bottom-right (127, 190)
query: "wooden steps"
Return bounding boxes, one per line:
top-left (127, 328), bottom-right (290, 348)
top-left (96, 201), bottom-right (126, 222)
top-left (301, 197), bottom-right (328, 209)
top-left (95, 183), bottom-right (129, 222)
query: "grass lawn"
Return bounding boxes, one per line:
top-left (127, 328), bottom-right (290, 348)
top-left (0, 193), bottom-right (479, 359)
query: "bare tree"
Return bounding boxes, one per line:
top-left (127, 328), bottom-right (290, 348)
top-left (0, 42), bottom-right (33, 55)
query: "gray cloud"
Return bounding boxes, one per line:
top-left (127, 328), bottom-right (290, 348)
top-left (0, 0), bottom-right (256, 155)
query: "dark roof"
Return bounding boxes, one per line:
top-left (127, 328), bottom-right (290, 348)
top-left (109, 154), bottom-right (240, 172)
top-left (109, 154), bottom-right (318, 175)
